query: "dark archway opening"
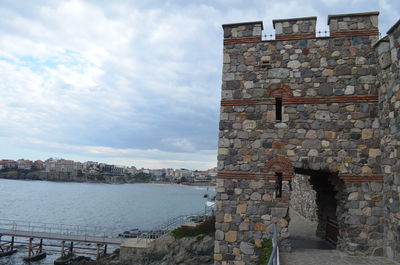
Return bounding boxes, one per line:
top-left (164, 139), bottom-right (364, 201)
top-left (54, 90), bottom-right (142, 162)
top-left (288, 168), bottom-right (340, 250)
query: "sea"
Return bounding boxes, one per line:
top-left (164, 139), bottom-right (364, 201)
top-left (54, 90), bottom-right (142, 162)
top-left (0, 179), bottom-right (215, 264)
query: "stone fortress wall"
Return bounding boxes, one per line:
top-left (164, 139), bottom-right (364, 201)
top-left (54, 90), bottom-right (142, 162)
top-left (290, 174), bottom-right (317, 221)
top-left (375, 19), bottom-right (400, 262)
top-left (215, 12), bottom-right (400, 265)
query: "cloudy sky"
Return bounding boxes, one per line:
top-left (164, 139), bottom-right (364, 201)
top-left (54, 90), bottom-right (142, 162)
top-left (0, 0), bottom-right (398, 170)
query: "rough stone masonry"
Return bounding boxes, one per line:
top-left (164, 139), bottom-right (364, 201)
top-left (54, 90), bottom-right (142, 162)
top-left (215, 12), bottom-right (400, 265)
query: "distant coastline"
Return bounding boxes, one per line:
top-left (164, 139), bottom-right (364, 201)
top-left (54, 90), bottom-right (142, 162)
top-left (0, 170), bottom-right (215, 186)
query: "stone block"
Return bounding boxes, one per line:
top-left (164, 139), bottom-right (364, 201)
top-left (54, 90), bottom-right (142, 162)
top-left (239, 221), bottom-right (249, 231)
top-left (366, 217), bottom-right (379, 225)
top-left (324, 131), bottom-right (337, 139)
top-left (362, 166), bottom-right (372, 174)
top-left (318, 83), bottom-right (333, 96)
top-left (305, 130), bottom-right (317, 139)
top-left (271, 207), bottom-right (288, 218)
top-left (239, 242), bottom-right (254, 255)
top-left (287, 60), bottom-right (301, 69)
top-left (278, 218), bottom-right (289, 228)
top-left (261, 214), bottom-right (272, 221)
top-left (224, 213), bottom-right (232, 222)
top-left (243, 120), bottom-right (256, 130)
top-left (216, 230), bottom-right (224, 240)
top-left (302, 140), bottom-right (320, 149)
top-left (362, 129), bottom-right (373, 139)
top-left (307, 149), bottom-right (318, 156)
top-left (362, 207), bottom-right (372, 216)
top-left (348, 192), bottom-right (359, 200)
top-left (371, 207), bottom-right (383, 216)
top-left (321, 140), bottom-right (330, 148)
top-left (275, 122), bottom-right (288, 129)
top-left (267, 68), bottom-right (290, 78)
top-left (315, 111), bottom-right (331, 120)
top-left (236, 203), bottom-right (247, 214)
top-left (262, 194), bottom-right (272, 201)
top-left (370, 182), bottom-right (383, 192)
top-left (225, 231), bottom-right (237, 242)
top-left (214, 254), bottom-right (223, 261)
top-left (250, 192), bottom-right (261, 201)
top-left (346, 215), bottom-right (362, 225)
top-left (222, 73), bottom-right (235, 81)
top-left (369, 149), bottom-right (381, 158)
top-left (254, 222), bottom-right (266, 231)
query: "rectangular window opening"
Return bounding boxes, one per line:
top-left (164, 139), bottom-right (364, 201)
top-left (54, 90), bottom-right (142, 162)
top-left (276, 172), bottom-right (283, 198)
top-left (276, 98), bottom-right (282, 121)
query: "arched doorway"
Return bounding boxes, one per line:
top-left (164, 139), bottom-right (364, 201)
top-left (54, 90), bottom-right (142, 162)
top-left (288, 169), bottom-right (341, 250)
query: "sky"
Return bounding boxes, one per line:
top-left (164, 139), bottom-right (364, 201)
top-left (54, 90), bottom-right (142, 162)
top-left (0, 0), bottom-right (399, 170)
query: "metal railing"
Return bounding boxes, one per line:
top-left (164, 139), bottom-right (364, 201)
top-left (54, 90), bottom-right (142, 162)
top-left (136, 205), bottom-right (214, 241)
top-left (0, 205), bottom-right (214, 243)
top-left (316, 30), bottom-right (330, 37)
top-left (267, 223), bottom-right (280, 265)
top-left (262, 33), bottom-right (275, 41)
top-left (0, 218), bottom-right (119, 240)
top-left (262, 30), bottom-right (330, 40)
top-left (262, 29), bottom-right (383, 41)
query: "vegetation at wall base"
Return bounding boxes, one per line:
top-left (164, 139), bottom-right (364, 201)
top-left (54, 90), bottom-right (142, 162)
top-left (255, 238), bottom-right (273, 265)
top-left (171, 216), bottom-right (215, 239)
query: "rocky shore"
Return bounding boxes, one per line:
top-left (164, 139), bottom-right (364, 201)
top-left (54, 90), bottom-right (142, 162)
top-left (0, 171), bottom-right (214, 186)
top-left (69, 234), bottom-right (214, 265)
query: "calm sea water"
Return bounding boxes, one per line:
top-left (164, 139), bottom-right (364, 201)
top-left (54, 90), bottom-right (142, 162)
top-left (0, 179), bottom-right (215, 264)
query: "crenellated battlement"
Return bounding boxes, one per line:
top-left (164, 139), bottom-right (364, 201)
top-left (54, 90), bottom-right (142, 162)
top-left (328, 11), bottom-right (379, 37)
top-left (222, 11), bottom-right (379, 44)
top-left (222, 21), bottom-right (263, 44)
top-left (273, 16), bottom-right (317, 40)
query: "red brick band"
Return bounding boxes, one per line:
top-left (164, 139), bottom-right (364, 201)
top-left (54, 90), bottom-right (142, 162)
top-left (224, 36), bottom-right (261, 45)
top-left (331, 29), bottom-right (379, 37)
top-left (339, 174), bottom-right (384, 182)
top-left (275, 33), bottom-right (315, 41)
top-left (221, 98), bottom-right (275, 106)
top-left (217, 172), bottom-right (383, 182)
top-left (221, 95), bottom-right (378, 106)
top-left (217, 171), bottom-right (292, 181)
top-left (283, 95), bottom-right (378, 104)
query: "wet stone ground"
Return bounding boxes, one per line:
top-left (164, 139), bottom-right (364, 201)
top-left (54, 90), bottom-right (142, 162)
top-left (280, 249), bottom-right (396, 265)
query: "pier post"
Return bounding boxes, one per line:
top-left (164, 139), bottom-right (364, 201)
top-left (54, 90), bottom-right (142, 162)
top-left (96, 244), bottom-right (100, 260)
top-left (104, 244), bottom-right (107, 255)
top-left (61, 241), bottom-right (65, 257)
top-left (28, 238), bottom-right (33, 257)
top-left (38, 239), bottom-right (43, 254)
top-left (10, 236), bottom-right (14, 251)
top-left (69, 241), bottom-right (74, 255)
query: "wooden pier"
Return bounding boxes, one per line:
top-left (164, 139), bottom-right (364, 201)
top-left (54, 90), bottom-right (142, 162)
top-left (0, 229), bottom-right (124, 245)
top-left (0, 206), bottom-right (214, 262)
top-left (0, 218), bottom-right (125, 261)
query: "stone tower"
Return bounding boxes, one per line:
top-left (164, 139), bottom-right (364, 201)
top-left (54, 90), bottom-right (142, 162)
top-left (215, 12), bottom-right (400, 264)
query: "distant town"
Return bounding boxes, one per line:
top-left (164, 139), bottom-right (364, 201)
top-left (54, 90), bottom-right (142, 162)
top-left (0, 158), bottom-right (216, 185)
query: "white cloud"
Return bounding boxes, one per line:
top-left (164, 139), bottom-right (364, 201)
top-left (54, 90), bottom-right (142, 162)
top-left (162, 138), bottom-right (196, 152)
top-left (1, 136), bottom-right (216, 170)
top-left (0, 0), bottom-right (398, 169)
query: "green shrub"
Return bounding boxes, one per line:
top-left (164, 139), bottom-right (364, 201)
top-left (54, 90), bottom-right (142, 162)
top-left (256, 239), bottom-right (273, 265)
top-left (96, 175), bottom-right (105, 181)
top-left (171, 216), bottom-right (215, 239)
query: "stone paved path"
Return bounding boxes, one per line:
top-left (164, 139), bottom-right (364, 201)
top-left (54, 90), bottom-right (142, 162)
top-left (280, 248), bottom-right (396, 265)
top-left (280, 209), bottom-right (396, 265)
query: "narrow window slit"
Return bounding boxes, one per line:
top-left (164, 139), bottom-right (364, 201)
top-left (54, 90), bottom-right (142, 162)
top-left (276, 98), bottom-right (282, 121)
top-left (276, 172), bottom-right (283, 198)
